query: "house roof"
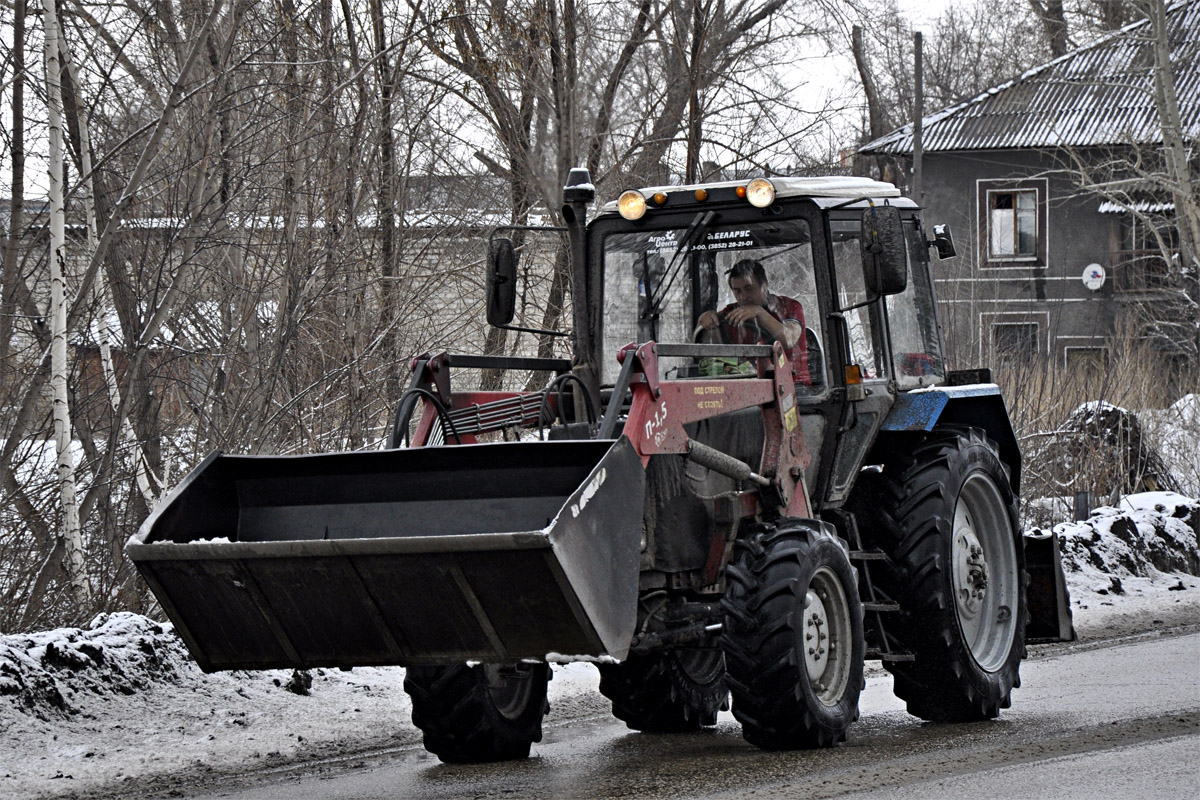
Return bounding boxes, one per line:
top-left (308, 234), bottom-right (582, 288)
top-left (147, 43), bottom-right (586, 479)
top-left (859, 0), bottom-right (1200, 155)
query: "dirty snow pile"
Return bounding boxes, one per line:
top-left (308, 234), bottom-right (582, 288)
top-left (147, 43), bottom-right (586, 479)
top-left (0, 613), bottom-right (430, 795)
top-left (1051, 492), bottom-right (1199, 579)
top-left (0, 613), bottom-right (601, 799)
top-left (1038, 491), bottom-right (1200, 625)
top-left (0, 614), bottom-right (192, 722)
top-left (2, 494), bottom-right (1198, 798)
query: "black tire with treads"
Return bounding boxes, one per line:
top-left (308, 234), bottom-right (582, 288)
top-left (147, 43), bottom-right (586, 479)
top-left (403, 662), bottom-right (550, 763)
top-left (720, 519), bottom-right (864, 749)
top-left (849, 427), bottom-right (1027, 722)
top-left (598, 648), bottom-right (726, 731)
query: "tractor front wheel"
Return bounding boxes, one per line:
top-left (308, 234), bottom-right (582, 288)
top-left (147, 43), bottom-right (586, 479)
top-left (721, 519), bottom-right (864, 749)
top-left (403, 662), bottom-right (550, 762)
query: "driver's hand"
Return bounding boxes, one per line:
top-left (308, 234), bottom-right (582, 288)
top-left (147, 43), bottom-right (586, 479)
top-left (723, 305), bottom-right (763, 327)
top-left (698, 310), bottom-right (720, 329)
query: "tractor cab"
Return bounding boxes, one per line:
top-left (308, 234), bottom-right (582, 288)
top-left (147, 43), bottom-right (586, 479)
top-left (584, 175), bottom-right (947, 509)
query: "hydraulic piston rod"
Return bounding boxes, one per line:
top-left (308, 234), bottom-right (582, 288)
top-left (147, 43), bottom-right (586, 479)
top-left (686, 439), bottom-right (771, 487)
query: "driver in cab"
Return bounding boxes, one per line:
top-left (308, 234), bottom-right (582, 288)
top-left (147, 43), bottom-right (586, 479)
top-left (696, 258), bottom-right (810, 385)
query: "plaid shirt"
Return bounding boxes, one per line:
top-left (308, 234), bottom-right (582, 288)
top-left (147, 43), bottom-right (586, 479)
top-left (717, 294), bottom-right (810, 385)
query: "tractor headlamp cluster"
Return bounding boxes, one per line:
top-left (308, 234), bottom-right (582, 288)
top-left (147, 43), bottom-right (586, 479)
top-left (746, 178), bottom-right (776, 208)
top-left (615, 178), bottom-right (778, 220)
top-left (617, 190), bottom-right (647, 220)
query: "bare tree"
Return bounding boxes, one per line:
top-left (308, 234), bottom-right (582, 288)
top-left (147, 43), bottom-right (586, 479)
top-left (405, 0), bottom-right (819, 390)
top-left (1028, 0), bottom-right (1069, 56)
top-left (0, 0), bottom-right (229, 628)
top-left (0, 0), bottom-right (28, 407)
top-left (0, 0), bottom-right (888, 630)
top-left (44, 0), bottom-right (91, 607)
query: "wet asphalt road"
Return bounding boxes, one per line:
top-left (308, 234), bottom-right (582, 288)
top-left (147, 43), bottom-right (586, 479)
top-left (186, 631), bottom-right (1200, 800)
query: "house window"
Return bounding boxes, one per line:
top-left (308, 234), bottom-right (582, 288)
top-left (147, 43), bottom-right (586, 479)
top-left (977, 179), bottom-right (1047, 267)
top-left (1112, 210), bottom-right (1179, 292)
top-left (989, 190), bottom-right (1037, 257)
top-left (991, 322), bottom-right (1039, 360)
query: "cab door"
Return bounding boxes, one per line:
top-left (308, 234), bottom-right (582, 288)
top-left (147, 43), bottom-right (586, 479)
top-left (822, 214), bottom-right (896, 506)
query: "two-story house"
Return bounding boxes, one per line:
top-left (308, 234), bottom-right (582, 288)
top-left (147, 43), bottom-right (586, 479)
top-left (858, 1), bottom-right (1198, 378)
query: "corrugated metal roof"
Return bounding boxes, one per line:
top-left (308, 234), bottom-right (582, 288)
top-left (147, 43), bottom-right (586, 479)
top-left (1097, 200), bottom-right (1176, 213)
top-left (860, 1), bottom-right (1200, 155)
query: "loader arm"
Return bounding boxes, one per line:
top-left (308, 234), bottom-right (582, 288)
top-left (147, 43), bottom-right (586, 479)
top-left (610, 340), bottom-right (813, 519)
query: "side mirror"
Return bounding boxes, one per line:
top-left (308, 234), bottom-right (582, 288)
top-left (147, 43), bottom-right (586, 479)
top-left (931, 224), bottom-right (957, 259)
top-left (860, 205), bottom-right (908, 298)
top-left (486, 236), bottom-right (517, 327)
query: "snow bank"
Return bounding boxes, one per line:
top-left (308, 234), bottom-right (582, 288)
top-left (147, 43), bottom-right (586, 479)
top-left (1036, 491), bottom-right (1200, 638)
top-left (1045, 491), bottom-right (1199, 578)
top-left (0, 615), bottom-right (605, 798)
top-left (0, 613), bottom-right (194, 721)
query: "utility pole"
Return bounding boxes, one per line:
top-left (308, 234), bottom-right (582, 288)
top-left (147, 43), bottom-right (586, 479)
top-left (912, 31), bottom-right (924, 203)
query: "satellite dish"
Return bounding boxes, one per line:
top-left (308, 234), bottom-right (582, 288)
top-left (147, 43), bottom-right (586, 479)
top-left (1082, 263), bottom-right (1106, 291)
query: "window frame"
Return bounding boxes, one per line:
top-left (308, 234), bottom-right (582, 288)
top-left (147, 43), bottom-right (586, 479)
top-left (1111, 210), bottom-right (1180, 293)
top-left (979, 310), bottom-right (1049, 363)
top-left (991, 322), bottom-right (1039, 357)
top-left (976, 178), bottom-right (1048, 268)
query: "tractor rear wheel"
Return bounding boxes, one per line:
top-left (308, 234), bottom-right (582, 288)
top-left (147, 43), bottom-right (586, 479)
top-left (403, 662), bottom-right (550, 762)
top-left (854, 427), bottom-right (1027, 722)
top-left (598, 648), bottom-right (727, 731)
top-left (720, 519), bottom-right (864, 749)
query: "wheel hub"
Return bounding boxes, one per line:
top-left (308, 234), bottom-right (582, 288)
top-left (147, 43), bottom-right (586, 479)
top-left (951, 473), bottom-right (1020, 673)
top-left (954, 526), bottom-right (989, 619)
top-left (803, 588), bottom-right (831, 683)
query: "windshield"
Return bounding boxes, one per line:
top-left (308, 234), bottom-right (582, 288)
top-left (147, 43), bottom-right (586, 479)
top-left (600, 218), bottom-right (818, 384)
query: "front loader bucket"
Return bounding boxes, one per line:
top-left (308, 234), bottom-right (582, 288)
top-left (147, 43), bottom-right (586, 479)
top-left (126, 438), bottom-right (644, 671)
top-left (1024, 530), bottom-right (1076, 642)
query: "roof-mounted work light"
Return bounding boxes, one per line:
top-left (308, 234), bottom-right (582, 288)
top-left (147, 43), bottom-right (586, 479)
top-left (618, 190), bottom-right (647, 220)
top-left (746, 178), bottom-right (776, 208)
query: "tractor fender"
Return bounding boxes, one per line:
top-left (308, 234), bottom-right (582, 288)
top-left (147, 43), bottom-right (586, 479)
top-left (880, 384), bottom-right (1022, 495)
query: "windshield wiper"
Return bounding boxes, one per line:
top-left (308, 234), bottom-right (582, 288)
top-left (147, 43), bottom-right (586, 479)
top-left (644, 210), bottom-right (717, 321)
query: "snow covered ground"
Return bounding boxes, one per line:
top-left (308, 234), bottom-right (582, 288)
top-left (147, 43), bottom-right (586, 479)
top-left (2, 493), bottom-right (1197, 800)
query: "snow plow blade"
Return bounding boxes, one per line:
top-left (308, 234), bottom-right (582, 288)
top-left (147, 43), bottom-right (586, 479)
top-left (125, 438), bottom-right (644, 671)
top-left (1023, 530), bottom-right (1076, 642)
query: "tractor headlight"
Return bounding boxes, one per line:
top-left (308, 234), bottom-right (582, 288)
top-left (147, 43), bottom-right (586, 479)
top-left (618, 190), bottom-right (647, 220)
top-left (746, 178), bottom-right (776, 208)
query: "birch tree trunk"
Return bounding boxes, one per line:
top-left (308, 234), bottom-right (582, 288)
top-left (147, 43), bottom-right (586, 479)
top-left (43, 0), bottom-right (91, 607)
